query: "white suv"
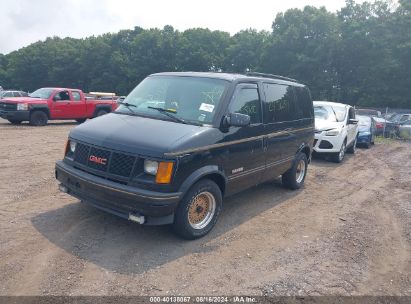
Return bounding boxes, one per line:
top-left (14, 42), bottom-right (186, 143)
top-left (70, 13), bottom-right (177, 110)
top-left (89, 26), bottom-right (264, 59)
top-left (313, 101), bottom-right (359, 163)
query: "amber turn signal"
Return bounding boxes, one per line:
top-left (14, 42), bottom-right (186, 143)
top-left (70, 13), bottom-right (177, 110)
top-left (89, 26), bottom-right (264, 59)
top-left (64, 140), bottom-right (70, 157)
top-left (155, 162), bottom-right (174, 184)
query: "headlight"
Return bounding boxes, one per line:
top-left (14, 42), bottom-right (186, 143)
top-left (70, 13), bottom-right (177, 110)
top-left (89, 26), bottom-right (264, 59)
top-left (17, 103), bottom-right (28, 111)
top-left (325, 128), bottom-right (340, 136)
top-left (70, 141), bottom-right (77, 153)
top-left (144, 160), bottom-right (159, 175)
top-left (65, 140), bottom-right (76, 159)
top-left (144, 160), bottom-right (174, 184)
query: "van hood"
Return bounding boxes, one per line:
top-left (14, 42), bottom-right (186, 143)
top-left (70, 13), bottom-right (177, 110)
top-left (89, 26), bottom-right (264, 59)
top-left (315, 119), bottom-right (343, 132)
top-left (70, 113), bottom-right (220, 158)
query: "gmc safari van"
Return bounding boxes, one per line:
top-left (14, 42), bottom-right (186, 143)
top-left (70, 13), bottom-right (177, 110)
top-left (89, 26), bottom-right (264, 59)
top-left (55, 72), bottom-right (314, 239)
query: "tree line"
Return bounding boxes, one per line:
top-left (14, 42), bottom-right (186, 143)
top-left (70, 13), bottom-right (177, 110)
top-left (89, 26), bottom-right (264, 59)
top-left (0, 0), bottom-right (410, 108)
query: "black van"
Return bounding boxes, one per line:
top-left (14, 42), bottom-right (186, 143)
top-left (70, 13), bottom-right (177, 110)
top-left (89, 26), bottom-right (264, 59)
top-left (55, 72), bottom-right (314, 239)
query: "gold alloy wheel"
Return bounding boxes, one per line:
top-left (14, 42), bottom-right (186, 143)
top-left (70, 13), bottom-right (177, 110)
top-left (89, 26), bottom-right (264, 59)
top-left (296, 159), bottom-right (306, 184)
top-left (187, 191), bottom-right (216, 230)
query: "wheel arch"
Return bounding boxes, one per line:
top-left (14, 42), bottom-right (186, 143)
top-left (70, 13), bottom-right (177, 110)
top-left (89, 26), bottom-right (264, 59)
top-left (178, 165), bottom-right (227, 197)
top-left (297, 143), bottom-right (312, 163)
top-left (92, 104), bottom-right (112, 117)
top-left (30, 105), bottom-right (50, 118)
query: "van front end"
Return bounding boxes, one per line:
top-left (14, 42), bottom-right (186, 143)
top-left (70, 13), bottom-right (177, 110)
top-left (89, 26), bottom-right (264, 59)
top-left (55, 139), bottom-right (182, 226)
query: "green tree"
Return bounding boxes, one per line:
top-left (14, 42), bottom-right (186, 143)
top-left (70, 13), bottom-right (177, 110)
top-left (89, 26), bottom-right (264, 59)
top-left (262, 6), bottom-right (340, 100)
top-left (225, 29), bottom-right (269, 73)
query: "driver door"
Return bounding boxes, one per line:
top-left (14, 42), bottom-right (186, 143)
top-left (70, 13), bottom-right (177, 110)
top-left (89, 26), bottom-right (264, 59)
top-left (223, 83), bottom-right (265, 195)
top-left (50, 90), bottom-right (73, 119)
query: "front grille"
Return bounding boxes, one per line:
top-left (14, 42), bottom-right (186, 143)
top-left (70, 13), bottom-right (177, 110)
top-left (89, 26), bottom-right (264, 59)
top-left (109, 152), bottom-right (135, 177)
top-left (88, 147), bottom-right (111, 172)
top-left (73, 143), bottom-right (137, 179)
top-left (0, 102), bottom-right (17, 111)
top-left (74, 143), bottom-right (90, 165)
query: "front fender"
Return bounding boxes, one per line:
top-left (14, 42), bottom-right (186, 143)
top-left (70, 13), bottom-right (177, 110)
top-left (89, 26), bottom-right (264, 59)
top-left (178, 165), bottom-right (227, 196)
top-left (30, 104), bottom-right (50, 118)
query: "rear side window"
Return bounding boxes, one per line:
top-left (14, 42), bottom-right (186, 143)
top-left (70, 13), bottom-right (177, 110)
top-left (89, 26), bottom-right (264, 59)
top-left (294, 86), bottom-right (313, 119)
top-left (263, 83), bottom-right (295, 123)
top-left (229, 85), bottom-right (262, 124)
top-left (72, 91), bottom-right (81, 101)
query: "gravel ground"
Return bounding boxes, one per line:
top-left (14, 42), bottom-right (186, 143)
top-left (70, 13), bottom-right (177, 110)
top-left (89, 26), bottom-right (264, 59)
top-left (0, 118), bottom-right (409, 296)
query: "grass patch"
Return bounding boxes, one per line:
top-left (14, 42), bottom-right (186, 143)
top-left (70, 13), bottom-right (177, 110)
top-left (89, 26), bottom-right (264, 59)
top-left (375, 136), bottom-right (397, 144)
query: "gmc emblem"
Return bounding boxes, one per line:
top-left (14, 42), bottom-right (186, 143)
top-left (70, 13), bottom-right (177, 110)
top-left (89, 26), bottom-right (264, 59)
top-left (89, 155), bottom-right (107, 165)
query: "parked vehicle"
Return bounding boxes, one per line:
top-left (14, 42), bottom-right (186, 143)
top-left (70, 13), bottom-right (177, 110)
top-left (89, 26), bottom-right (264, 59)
top-left (0, 90), bottom-right (28, 99)
top-left (356, 115), bottom-right (375, 148)
top-left (396, 119), bottom-right (411, 139)
top-left (392, 113), bottom-right (411, 123)
top-left (55, 72), bottom-right (314, 239)
top-left (0, 87), bottom-right (118, 126)
top-left (377, 114), bottom-right (411, 138)
top-left (372, 117), bottom-right (391, 136)
top-left (355, 108), bottom-right (381, 117)
top-left (313, 101), bottom-right (359, 163)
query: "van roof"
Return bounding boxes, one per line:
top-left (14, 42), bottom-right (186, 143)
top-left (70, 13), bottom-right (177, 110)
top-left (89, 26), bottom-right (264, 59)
top-left (150, 72), bottom-right (304, 86)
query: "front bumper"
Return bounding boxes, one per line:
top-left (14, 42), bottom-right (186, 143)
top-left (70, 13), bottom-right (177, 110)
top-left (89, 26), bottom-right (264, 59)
top-left (55, 161), bottom-right (182, 225)
top-left (0, 110), bottom-right (30, 121)
top-left (313, 132), bottom-right (344, 153)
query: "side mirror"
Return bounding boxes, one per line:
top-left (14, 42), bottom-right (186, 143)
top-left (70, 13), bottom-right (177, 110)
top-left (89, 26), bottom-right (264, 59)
top-left (349, 119), bottom-right (358, 125)
top-left (224, 113), bottom-right (251, 128)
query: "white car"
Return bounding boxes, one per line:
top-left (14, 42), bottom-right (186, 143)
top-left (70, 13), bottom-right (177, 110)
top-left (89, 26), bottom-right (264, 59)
top-left (313, 101), bottom-right (359, 163)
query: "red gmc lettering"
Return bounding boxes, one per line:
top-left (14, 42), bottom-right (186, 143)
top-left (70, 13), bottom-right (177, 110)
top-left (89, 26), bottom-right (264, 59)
top-left (89, 155), bottom-right (107, 165)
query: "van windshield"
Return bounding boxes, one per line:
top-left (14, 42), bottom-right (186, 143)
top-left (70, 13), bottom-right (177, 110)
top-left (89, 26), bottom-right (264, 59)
top-left (314, 105), bottom-right (346, 122)
top-left (116, 76), bottom-right (228, 125)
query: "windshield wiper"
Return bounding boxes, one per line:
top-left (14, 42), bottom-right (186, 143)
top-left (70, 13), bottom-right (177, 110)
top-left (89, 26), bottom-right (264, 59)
top-left (117, 101), bottom-right (138, 114)
top-left (147, 106), bottom-right (189, 124)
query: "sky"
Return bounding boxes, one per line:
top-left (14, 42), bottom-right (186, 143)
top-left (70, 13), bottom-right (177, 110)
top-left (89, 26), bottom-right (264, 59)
top-left (0, 0), bottom-right (350, 55)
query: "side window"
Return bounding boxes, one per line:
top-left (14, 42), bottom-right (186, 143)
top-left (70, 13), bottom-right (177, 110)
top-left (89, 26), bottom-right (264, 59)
top-left (229, 85), bottom-right (262, 124)
top-left (263, 83), bottom-right (294, 123)
top-left (72, 91), bottom-right (81, 101)
top-left (13, 92), bottom-right (20, 97)
top-left (55, 91), bottom-right (70, 101)
top-left (295, 86), bottom-right (313, 119)
top-left (399, 115), bottom-right (408, 122)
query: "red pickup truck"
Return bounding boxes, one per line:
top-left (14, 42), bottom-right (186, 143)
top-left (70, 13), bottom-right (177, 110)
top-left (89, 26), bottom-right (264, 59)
top-left (0, 87), bottom-right (118, 126)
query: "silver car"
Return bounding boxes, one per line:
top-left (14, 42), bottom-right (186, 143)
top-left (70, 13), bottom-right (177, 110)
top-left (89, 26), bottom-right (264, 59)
top-left (398, 119), bottom-right (411, 139)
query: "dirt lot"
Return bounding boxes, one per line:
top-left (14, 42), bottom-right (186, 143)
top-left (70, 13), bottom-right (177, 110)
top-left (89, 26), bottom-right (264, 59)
top-left (0, 118), bottom-right (410, 296)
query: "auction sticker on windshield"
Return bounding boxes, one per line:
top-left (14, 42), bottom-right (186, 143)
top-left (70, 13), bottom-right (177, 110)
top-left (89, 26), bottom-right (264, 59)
top-left (199, 103), bottom-right (215, 112)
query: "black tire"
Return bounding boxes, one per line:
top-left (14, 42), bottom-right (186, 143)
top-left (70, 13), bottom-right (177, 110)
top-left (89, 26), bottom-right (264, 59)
top-left (282, 152), bottom-right (308, 190)
top-left (95, 109), bottom-right (108, 117)
top-left (364, 142), bottom-right (370, 149)
top-left (332, 140), bottom-right (346, 163)
top-left (29, 111), bottom-right (48, 126)
top-left (76, 118), bottom-right (87, 123)
top-left (172, 179), bottom-right (222, 240)
top-left (8, 119), bottom-right (22, 125)
top-left (347, 136), bottom-right (357, 154)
